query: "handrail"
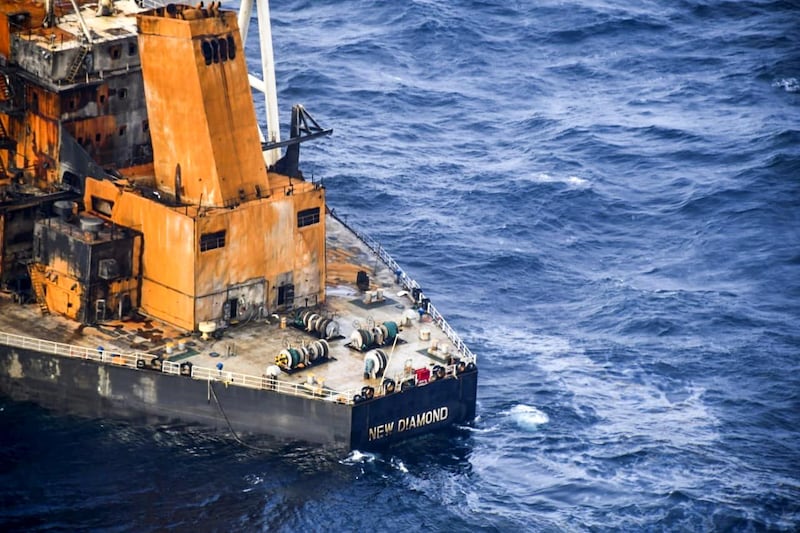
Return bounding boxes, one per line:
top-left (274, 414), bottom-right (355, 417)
top-left (133, 0), bottom-right (170, 10)
top-left (0, 326), bottom-right (472, 405)
top-left (329, 209), bottom-right (477, 364)
top-left (0, 330), bottom-right (357, 404)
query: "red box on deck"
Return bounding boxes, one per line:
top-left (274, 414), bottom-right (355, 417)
top-left (414, 367), bottom-right (430, 384)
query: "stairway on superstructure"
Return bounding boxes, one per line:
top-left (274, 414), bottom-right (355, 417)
top-left (65, 45), bottom-right (91, 84)
top-left (26, 263), bottom-right (50, 315)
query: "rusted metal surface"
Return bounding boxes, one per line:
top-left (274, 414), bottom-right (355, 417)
top-left (32, 214), bottom-right (142, 322)
top-left (30, 7), bottom-right (325, 331)
top-left (137, 7), bottom-right (269, 207)
top-left (0, 0), bottom-right (152, 287)
top-left (0, 212), bottom-right (5, 278)
top-left (3, 2), bottom-right (383, 351)
top-left (1, 0), bottom-right (150, 182)
top-left (0, 0), bottom-right (97, 36)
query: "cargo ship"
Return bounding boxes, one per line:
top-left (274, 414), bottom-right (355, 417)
top-left (0, 0), bottom-right (477, 450)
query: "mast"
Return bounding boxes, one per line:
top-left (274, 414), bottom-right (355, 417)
top-left (43, 0), bottom-right (56, 27)
top-left (238, 0), bottom-right (281, 166)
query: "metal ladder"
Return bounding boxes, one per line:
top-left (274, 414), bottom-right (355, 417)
top-left (65, 45), bottom-right (91, 83)
top-left (27, 263), bottom-right (50, 315)
top-left (0, 118), bottom-right (14, 180)
top-left (0, 118), bottom-right (14, 150)
top-left (0, 74), bottom-right (10, 100)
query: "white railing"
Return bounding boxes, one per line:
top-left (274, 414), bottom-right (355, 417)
top-left (0, 330), bottom-right (357, 404)
top-left (329, 209), bottom-right (477, 364)
top-left (132, 0), bottom-right (170, 10)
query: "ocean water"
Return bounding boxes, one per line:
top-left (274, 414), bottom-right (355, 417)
top-left (2, 0), bottom-right (799, 531)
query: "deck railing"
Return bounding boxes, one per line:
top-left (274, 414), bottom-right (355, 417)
top-left (329, 209), bottom-right (477, 364)
top-left (0, 212), bottom-right (475, 403)
top-left (0, 330), bottom-right (358, 404)
top-left (132, 0), bottom-right (169, 10)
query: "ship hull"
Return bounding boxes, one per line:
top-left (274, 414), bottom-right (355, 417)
top-left (0, 344), bottom-right (477, 451)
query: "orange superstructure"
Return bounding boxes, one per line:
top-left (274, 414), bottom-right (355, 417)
top-left (63, 5), bottom-right (328, 331)
top-left (137, 6), bottom-right (270, 206)
top-left (3, 1), bottom-right (327, 331)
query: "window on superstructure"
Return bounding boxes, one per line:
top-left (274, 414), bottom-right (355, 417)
top-left (201, 41), bottom-right (213, 65)
top-left (211, 39), bottom-right (220, 63)
top-left (218, 38), bottom-right (228, 63)
top-left (91, 196), bottom-right (114, 216)
top-left (297, 207), bottom-right (320, 228)
top-left (200, 230), bottom-right (226, 252)
top-left (227, 35), bottom-right (236, 60)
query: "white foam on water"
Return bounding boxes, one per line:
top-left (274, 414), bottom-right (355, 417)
top-left (241, 474), bottom-right (264, 493)
top-left (531, 172), bottom-right (591, 189)
top-left (773, 77), bottom-right (799, 93)
top-left (340, 450), bottom-right (377, 465)
top-left (536, 347), bottom-right (720, 449)
top-left (480, 326), bottom-right (572, 363)
top-left (460, 424), bottom-right (500, 434)
top-left (508, 404), bottom-right (550, 431)
top-left (482, 326), bottom-right (719, 448)
top-left (390, 457), bottom-right (408, 473)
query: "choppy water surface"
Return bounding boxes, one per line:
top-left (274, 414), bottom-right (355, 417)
top-left (2, 0), bottom-right (799, 531)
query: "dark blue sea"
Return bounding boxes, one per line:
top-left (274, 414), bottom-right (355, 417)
top-left (2, 0), bottom-right (799, 530)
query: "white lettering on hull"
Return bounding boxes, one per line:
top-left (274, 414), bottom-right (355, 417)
top-left (368, 407), bottom-right (449, 442)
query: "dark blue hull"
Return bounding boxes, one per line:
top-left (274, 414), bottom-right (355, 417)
top-left (0, 344), bottom-right (477, 451)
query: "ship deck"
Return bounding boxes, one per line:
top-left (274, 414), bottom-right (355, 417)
top-left (0, 212), bottom-right (474, 404)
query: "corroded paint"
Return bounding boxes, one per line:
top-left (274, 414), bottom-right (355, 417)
top-left (32, 212), bottom-right (143, 322)
top-left (7, 352), bottom-right (22, 379)
top-left (0, 4), bottom-right (471, 453)
top-left (132, 375), bottom-right (158, 404)
top-left (0, 12), bottom-right (11, 58)
top-left (67, 8), bottom-right (328, 332)
top-left (1, 0), bottom-right (151, 191)
top-left (5, 82), bottom-right (142, 186)
top-left (327, 247), bottom-right (372, 286)
top-left (40, 269), bottom-right (85, 321)
top-left (97, 366), bottom-right (111, 398)
top-left (137, 8), bottom-right (269, 207)
top-left (84, 173), bottom-right (326, 330)
top-left (15, 87), bottom-right (61, 184)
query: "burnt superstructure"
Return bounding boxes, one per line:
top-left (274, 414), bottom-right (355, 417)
top-left (0, 0), bottom-right (478, 451)
top-left (0, 0), bottom-right (150, 289)
top-left (32, 205), bottom-right (141, 323)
